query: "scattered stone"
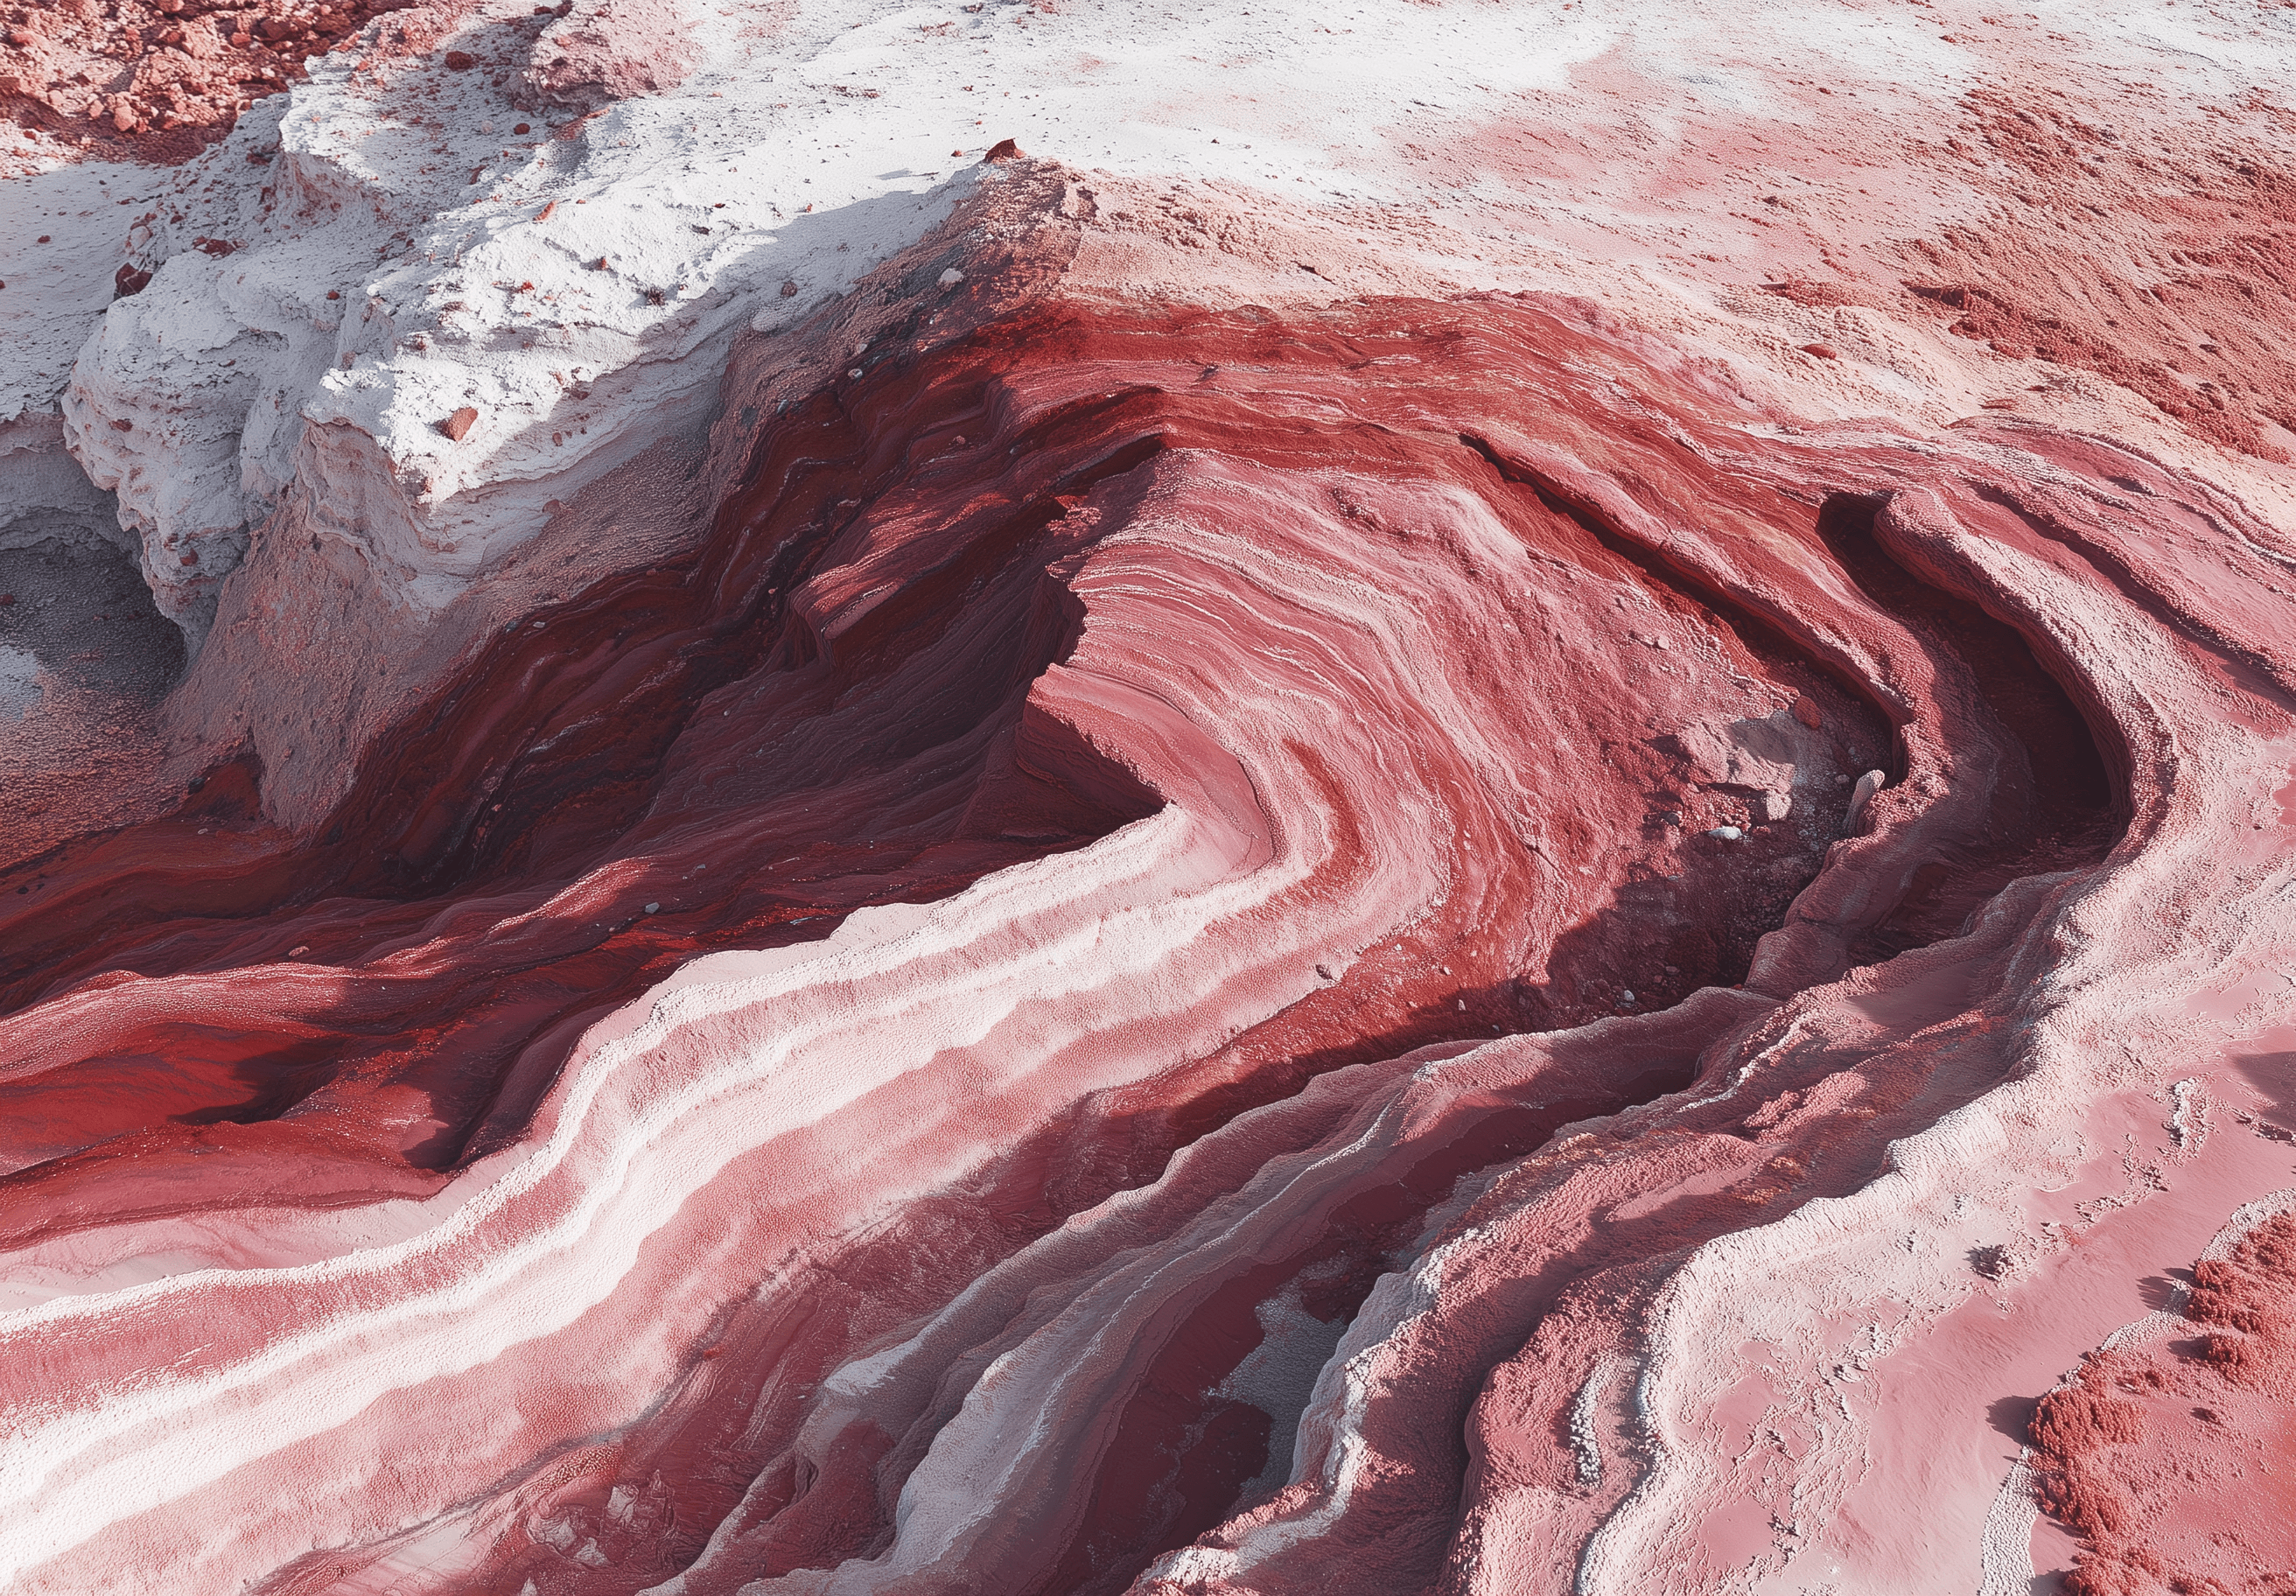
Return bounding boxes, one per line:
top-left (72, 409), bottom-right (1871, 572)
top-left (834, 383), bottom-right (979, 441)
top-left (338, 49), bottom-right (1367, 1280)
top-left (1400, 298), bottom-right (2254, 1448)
top-left (1705, 825), bottom-right (1745, 840)
top-left (439, 406), bottom-right (480, 442)
top-left (938, 268), bottom-right (966, 288)
top-left (1791, 695), bottom-right (1823, 729)
top-left (1844, 769), bottom-right (1886, 831)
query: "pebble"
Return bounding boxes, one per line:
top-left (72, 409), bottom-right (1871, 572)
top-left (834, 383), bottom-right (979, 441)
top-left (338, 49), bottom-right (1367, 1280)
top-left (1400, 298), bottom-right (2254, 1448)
top-left (1844, 770), bottom-right (1886, 831)
top-left (1705, 825), bottom-right (1744, 841)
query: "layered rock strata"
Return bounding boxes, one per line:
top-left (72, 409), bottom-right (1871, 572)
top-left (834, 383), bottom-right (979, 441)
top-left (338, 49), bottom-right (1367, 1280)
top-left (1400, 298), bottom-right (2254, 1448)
top-left (4, 172), bottom-right (2296, 1592)
top-left (3, 1), bottom-right (2296, 1592)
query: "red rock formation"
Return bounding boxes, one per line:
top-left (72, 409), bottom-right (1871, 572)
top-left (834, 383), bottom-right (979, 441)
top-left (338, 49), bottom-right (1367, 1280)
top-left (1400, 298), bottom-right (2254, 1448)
top-left (6, 236), bottom-right (2293, 1592)
top-left (0, 0), bottom-right (452, 153)
top-left (7, 0), bottom-right (2293, 1583)
top-left (0, 0), bottom-right (665, 159)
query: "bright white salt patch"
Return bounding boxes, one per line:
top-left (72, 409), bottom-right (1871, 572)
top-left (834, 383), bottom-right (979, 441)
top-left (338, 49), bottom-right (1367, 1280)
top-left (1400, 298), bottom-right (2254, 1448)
top-left (2169, 1077), bottom-right (2204, 1150)
top-left (1569, 1357), bottom-right (1616, 1487)
top-left (1211, 1284), bottom-right (1355, 1502)
top-left (0, 158), bottom-right (164, 425)
top-left (0, 645), bottom-right (39, 721)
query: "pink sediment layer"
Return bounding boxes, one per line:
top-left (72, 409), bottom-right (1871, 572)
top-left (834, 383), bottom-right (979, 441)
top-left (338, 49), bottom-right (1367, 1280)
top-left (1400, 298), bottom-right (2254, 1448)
top-left (3, 258), bottom-right (2294, 1595)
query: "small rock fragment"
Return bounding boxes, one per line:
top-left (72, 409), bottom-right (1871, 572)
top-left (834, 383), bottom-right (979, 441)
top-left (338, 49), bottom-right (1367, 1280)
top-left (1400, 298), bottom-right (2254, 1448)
top-left (1844, 769), bottom-right (1885, 831)
top-left (984, 137), bottom-right (1024, 162)
top-left (439, 406), bottom-right (480, 442)
top-left (1704, 825), bottom-right (1744, 841)
top-left (938, 267), bottom-right (965, 288)
top-left (1791, 695), bottom-right (1823, 729)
